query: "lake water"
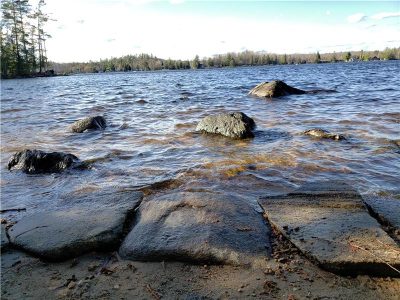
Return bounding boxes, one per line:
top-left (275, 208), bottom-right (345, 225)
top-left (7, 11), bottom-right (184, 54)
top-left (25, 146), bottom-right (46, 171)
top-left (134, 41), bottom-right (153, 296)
top-left (1, 61), bottom-right (399, 219)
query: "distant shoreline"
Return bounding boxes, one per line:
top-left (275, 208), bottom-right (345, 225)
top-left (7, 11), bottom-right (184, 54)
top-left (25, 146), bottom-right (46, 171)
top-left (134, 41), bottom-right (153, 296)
top-left (2, 58), bottom-right (398, 80)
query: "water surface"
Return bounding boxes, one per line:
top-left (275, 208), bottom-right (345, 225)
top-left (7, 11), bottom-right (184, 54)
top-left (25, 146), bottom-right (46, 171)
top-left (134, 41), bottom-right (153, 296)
top-left (1, 61), bottom-right (399, 219)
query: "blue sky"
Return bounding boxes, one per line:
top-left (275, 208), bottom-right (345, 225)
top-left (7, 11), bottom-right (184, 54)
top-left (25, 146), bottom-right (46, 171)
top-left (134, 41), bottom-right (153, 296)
top-left (44, 1), bottom-right (400, 62)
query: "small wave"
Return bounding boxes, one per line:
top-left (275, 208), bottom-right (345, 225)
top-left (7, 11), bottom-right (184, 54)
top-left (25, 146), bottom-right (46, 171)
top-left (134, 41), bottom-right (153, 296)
top-left (1, 108), bottom-right (27, 114)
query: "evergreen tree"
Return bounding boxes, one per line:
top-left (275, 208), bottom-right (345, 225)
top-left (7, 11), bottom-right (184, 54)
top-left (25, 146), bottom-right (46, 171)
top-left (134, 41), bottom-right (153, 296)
top-left (315, 51), bottom-right (321, 63)
top-left (190, 55), bottom-right (200, 69)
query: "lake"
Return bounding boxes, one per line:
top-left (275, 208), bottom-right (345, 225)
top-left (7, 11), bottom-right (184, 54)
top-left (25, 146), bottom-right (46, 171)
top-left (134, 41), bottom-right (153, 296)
top-left (1, 61), bottom-right (399, 219)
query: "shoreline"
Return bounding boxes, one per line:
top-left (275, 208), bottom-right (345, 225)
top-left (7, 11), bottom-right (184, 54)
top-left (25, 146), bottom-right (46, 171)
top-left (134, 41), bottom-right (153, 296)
top-left (1, 59), bottom-right (398, 80)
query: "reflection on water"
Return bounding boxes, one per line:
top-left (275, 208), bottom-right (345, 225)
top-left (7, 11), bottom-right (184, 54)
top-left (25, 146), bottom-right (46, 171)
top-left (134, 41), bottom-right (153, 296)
top-left (1, 61), bottom-right (399, 219)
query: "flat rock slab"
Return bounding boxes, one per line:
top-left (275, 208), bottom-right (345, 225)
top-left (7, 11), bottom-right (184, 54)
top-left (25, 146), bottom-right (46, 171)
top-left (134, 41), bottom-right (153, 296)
top-left (259, 181), bottom-right (400, 276)
top-left (363, 195), bottom-right (400, 235)
top-left (1, 224), bottom-right (9, 250)
top-left (119, 192), bottom-right (271, 267)
top-left (8, 191), bottom-right (142, 261)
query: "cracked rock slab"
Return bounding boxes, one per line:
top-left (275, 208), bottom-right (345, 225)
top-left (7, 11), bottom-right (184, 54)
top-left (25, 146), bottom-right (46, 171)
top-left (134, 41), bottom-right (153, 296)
top-left (259, 181), bottom-right (400, 277)
top-left (119, 192), bottom-right (271, 267)
top-left (363, 195), bottom-right (400, 237)
top-left (8, 191), bottom-right (142, 261)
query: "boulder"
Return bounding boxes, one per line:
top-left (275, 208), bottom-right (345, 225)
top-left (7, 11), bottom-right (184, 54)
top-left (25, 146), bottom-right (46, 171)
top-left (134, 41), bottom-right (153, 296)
top-left (70, 116), bottom-right (106, 133)
top-left (7, 149), bottom-right (83, 174)
top-left (304, 128), bottom-right (346, 141)
top-left (8, 190), bottom-right (143, 261)
top-left (196, 112), bottom-right (255, 139)
top-left (1, 224), bottom-right (9, 250)
top-left (249, 80), bottom-right (306, 98)
top-left (119, 192), bottom-right (271, 266)
top-left (259, 181), bottom-right (400, 276)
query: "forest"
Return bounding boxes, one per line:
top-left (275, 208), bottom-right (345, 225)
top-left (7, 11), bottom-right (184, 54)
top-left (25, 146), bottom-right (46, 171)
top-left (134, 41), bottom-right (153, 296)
top-left (1, 0), bottom-right (51, 78)
top-left (1, 0), bottom-right (399, 78)
top-left (50, 47), bottom-right (400, 74)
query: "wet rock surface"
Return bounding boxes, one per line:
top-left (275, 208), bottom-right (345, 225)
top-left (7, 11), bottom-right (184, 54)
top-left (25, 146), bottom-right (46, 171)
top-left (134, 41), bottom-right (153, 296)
top-left (259, 181), bottom-right (400, 276)
top-left (8, 191), bottom-right (143, 261)
top-left (363, 195), bottom-right (400, 238)
top-left (70, 116), bottom-right (106, 133)
top-left (249, 80), bottom-right (306, 98)
top-left (119, 191), bottom-right (271, 266)
top-left (196, 112), bottom-right (255, 139)
top-left (7, 149), bottom-right (83, 174)
top-left (304, 128), bottom-right (346, 141)
top-left (1, 224), bottom-right (9, 249)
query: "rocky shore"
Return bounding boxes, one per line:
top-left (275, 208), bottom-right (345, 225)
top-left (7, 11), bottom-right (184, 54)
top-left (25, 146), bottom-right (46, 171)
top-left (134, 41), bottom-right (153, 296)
top-left (1, 80), bottom-right (399, 299)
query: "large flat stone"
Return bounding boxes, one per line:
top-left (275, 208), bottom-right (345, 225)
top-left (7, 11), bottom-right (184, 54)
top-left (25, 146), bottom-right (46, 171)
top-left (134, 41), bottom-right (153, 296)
top-left (363, 195), bottom-right (400, 236)
top-left (8, 191), bottom-right (142, 261)
top-left (259, 181), bottom-right (400, 276)
top-left (119, 192), bottom-right (271, 267)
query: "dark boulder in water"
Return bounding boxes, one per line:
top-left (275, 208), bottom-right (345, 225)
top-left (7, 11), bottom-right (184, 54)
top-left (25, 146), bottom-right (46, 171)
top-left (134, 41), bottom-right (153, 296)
top-left (249, 80), bottom-right (306, 98)
top-left (70, 116), bottom-right (106, 133)
top-left (7, 149), bottom-right (82, 174)
top-left (196, 112), bottom-right (255, 139)
top-left (304, 128), bottom-right (346, 141)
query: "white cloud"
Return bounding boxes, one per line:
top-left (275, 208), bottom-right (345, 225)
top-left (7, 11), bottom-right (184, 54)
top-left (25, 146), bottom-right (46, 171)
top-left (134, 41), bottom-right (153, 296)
top-left (371, 12), bottom-right (400, 20)
top-left (169, 0), bottom-right (184, 4)
top-left (347, 13), bottom-right (366, 23)
top-left (326, 10), bottom-right (331, 16)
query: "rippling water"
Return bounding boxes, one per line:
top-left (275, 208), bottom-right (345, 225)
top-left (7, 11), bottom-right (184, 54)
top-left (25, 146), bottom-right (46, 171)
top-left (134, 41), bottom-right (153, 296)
top-left (1, 61), bottom-right (399, 219)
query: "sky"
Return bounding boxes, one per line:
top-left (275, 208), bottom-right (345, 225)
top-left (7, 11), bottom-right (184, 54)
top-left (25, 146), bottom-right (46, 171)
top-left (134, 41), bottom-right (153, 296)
top-left (39, 0), bottom-right (400, 63)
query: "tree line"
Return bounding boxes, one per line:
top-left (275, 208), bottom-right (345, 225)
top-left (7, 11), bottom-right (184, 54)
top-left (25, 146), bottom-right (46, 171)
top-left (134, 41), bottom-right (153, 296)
top-left (1, 1), bottom-right (398, 78)
top-left (1, 0), bottom-right (51, 78)
top-left (50, 47), bottom-right (400, 75)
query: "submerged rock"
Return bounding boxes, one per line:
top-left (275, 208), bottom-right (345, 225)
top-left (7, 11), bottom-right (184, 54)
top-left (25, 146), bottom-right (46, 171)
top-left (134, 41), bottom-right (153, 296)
top-left (196, 112), bottom-right (255, 139)
top-left (8, 190), bottom-right (143, 261)
top-left (249, 80), bottom-right (306, 98)
top-left (7, 149), bottom-right (82, 174)
top-left (119, 192), bottom-right (271, 266)
top-left (70, 116), bottom-right (106, 133)
top-left (259, 181), bottom-right (400, 276)
top-left (304, 128), bottom-right (346, 141)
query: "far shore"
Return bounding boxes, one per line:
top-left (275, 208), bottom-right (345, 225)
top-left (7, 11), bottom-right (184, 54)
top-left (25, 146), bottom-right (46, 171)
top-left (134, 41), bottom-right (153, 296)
top-left (2, 58), bottom-right (398, 80)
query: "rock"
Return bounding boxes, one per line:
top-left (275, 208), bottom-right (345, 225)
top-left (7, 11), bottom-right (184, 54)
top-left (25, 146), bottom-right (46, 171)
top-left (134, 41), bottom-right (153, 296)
top-left (196, 112), bottom-right (255, 139)
top-left (70, 116), bottom-right (106, 133)
top-left (119, 192), bottom-right (271, 266)
top-left (1, 224), bottom-right (9, 249)
top-left (304, 128), bottom-right (346, 141)
top-left (7, 149), bottom-right (83, 174)
top-left (258, 181), bottom-right (400, 276)
top-left (392, 140), bottom-right (400, 148)
top-left (248, 80), bottom-right (306, 98)
top-left (136, 99), bottom-right (148, 104)
top-left (8, 190), bottom-right (143, 261)
top-left (363, 195), bottom-right (400, 236)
